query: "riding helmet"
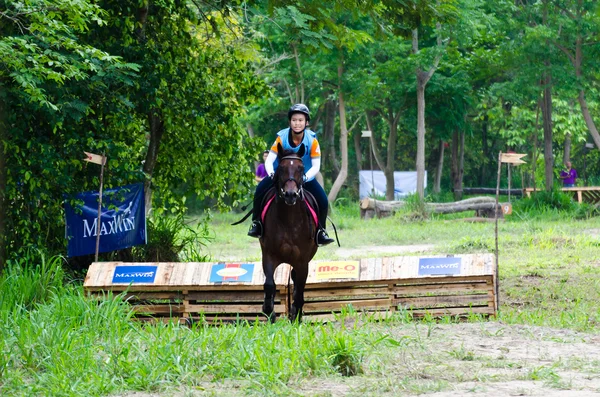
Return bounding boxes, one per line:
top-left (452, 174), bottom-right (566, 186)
top-left (288, 103), bottom-right (310, 121)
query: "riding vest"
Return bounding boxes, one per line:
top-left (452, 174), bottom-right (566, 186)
top-left (270, 128), bottom-right (321, 182)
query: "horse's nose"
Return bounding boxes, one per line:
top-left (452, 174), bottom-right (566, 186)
top-left (284, 190), bottom-right (297, 199)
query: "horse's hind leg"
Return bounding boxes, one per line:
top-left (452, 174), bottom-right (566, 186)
top-left (262, 259), bottom-right (277, 323)
top-left (290, 265), bottom-right (308, 323)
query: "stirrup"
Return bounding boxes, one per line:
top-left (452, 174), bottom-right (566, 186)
top-left (316, 228), bottom-right (334, 246)
top-left (248, 220), bottom-right (262, 238)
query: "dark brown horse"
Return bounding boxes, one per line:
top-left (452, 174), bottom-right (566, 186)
top-left (260, 143), bottom-right (318, 322)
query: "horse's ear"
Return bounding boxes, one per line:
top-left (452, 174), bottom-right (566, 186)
top-left (277, 142), bottom-right (284, 158)
top-left (297, 144), bottom-right (306, 158)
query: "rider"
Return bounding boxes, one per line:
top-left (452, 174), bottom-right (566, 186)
top-left (248, 103), bottom-right (335, 246)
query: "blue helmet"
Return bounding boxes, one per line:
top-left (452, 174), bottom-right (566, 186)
top-left (288, 103), bottom-right (310, 121)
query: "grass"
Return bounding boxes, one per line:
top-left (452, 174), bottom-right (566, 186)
top-left (2, 199), bottom-right (600, 396)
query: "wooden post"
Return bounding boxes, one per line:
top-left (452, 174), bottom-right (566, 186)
top-left (95, 154), bottom-right (106, 263)
top-left (508, 164), bottom-right (511, 202)
top-left (495, 151), bottom-right (502, 313)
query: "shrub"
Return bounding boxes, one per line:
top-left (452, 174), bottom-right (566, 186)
top-left (132, 214), bottom-right (212, 262)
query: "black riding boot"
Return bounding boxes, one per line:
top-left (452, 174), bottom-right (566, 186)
top-left (316, 208), bottom-right (334, 246)
top-left (249, 179), bottom-right (271, 238)
top-left (247, 204), bottom-right (263, 238)
top-left (316, 227), bottom-right (334, 246)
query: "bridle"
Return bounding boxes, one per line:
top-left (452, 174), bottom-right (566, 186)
top-left (276, 155), bottom-right (305, 201)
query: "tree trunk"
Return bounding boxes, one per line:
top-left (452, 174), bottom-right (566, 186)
top-left (563, 133), bottom-right (571, 165)
top-left (434, 140), bottom-right (445, 194)
top-left (412, 27), bottom-right (441, 199)
top-left (451, 131), bottom-right (464, 200)
top-left (541, 73), bottom-right (553, 191)
top-left (577, 91), bottom-right (600, 149)
top-left (322, 92), bottom-right (339, 178)
top-left (459, 131), bottom-right (465, 194)
top-left (143, 112), bottom-right (164, 215)
top-left (353, 129), bottom-right (363, 170)
top-left (415, 74), bottom-right (427, 199)
top-left (384, 116), bottom-right (399, 200)
top-left (0, 91), bottom-right (7, 272)
top-left (480, 114), bottom-right (488, 186)
top-left (327, 61), bottom-right (348, 203)
top-left (541, 2), bottom-right (554, 191)
top-left (365, 111), bottom-right (385, 171)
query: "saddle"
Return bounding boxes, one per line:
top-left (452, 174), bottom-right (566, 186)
top-left (260, 186), bottom-right (319, 233)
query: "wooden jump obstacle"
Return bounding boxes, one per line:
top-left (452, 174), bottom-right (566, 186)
top-left (524, 187), bottom-right (600, 205)
top-left (83, 254), bottom-right (497, 322)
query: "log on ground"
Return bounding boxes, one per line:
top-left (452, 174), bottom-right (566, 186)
top-left (360, 197), bottom-right (504, 219)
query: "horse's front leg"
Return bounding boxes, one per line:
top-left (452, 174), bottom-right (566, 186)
top-left (262, 256), bottom-right (277, 323)
top-left (289, 265), bottom-right (308, 323)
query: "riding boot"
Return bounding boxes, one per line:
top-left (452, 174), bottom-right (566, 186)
top-left (248, 191), bottom-right (264, 238)
top-left (316, 227), bottom-right (334, 246)
top-left (248, 220), bottom-right (262, 238)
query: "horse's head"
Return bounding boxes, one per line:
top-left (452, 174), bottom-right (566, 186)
top-left (275, 142), bottom-right (305, 206)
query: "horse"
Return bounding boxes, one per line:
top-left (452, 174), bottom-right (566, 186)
top-left (260, 143), bottom-right (318, 322)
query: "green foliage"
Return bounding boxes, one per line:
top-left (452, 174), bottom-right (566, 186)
top-left (132, 215), bottom-right (212, 262)
top-left (514, 190), bottom-right (577, 213)
top-left (0, 251), bottom-right (64, 313)
top-left (395, 193), bottom-right (429, 221)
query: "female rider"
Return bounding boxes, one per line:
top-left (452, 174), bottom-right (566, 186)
top-left (248, 103), bottom-right (334, 246)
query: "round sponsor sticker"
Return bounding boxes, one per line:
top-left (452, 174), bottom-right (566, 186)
top-left (217, 267), bottom-right (248, 278)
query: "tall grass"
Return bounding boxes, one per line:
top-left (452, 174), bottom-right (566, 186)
top-left (0, 252), bottom-right (395, 396)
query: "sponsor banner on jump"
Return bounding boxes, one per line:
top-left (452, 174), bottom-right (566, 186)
top-left (418, 257), bottom-right (462, 276)
top-left (112, 265), bottom-right (157, 284)
top-left (65, 183), bottom-right (146, 257)
top-left (315, 261), bottom-right (360, 280)
top-left (210, 263), bottom-right (255, 283)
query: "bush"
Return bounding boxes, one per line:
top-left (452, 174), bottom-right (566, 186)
top-left (514, 190), bottom-right (576, 212)
top-left (132, 214), bottom-right (212, 262)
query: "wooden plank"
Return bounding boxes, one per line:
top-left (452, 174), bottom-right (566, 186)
top-left (186, 291), bottom-right (266, 301)
top-left (394, 282), bottom-right (491, 295)
top-left (123, 292), bottom-right (184, 300)
top-left (303, 287), bottom-right (390, 299)
top-left (186, 303), bottom-right (284, 314)
top-left (303, 298), bottom-right (391, 312)
top-left (132, 304), bottom-right (184, 314)
top-left (396, 294), bottom-right (490, 308)
top-left (394, 275), bottom-right (494, 286)
top-left (403, 306), bottom-right (494, 317)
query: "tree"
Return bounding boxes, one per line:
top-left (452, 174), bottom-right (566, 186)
top-left (549, 0), bottom-right (600, 150)
top-left (0, 0), bottom-right (127, 271)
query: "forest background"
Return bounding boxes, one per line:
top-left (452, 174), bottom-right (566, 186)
top-left (1, 0), bottom-right (600, 270)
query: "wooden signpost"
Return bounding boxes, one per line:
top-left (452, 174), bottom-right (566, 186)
top-left (83, 151), bottom-right (107, 262)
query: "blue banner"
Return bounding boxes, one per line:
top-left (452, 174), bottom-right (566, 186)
top-left (418, 257), bottom-right (462, 276)
top-left (112, 266), bottom-right (157, 284)
top-left (65, 183), bottom-right (146, 257)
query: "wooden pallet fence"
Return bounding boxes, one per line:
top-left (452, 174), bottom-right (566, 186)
top-left (300, 255), bottom-right (496, 320)
top-left (83, 254), bottom-right (497, 322)
top-left (84, 261), bottom-right (291, 322)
